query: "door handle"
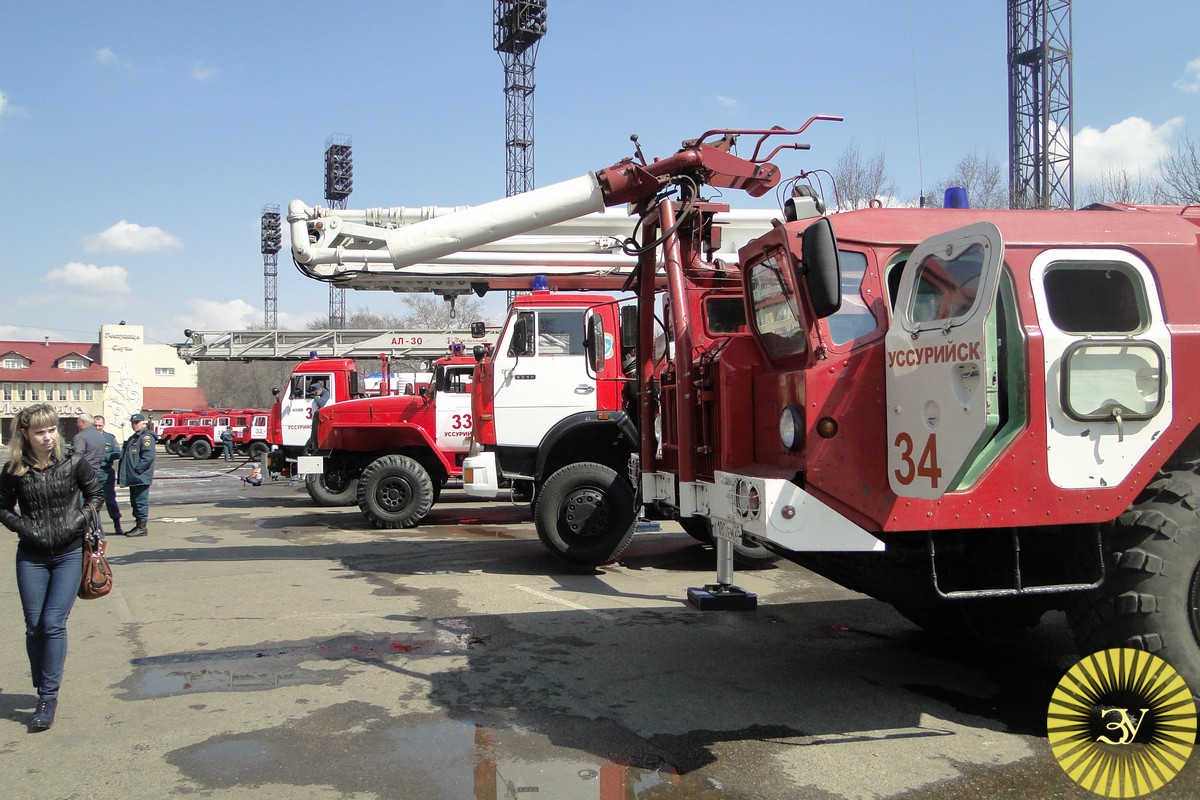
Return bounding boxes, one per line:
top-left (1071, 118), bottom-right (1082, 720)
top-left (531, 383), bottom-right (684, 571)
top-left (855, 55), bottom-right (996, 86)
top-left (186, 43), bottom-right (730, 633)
top-left (575, 385), bottom-right (595, 394)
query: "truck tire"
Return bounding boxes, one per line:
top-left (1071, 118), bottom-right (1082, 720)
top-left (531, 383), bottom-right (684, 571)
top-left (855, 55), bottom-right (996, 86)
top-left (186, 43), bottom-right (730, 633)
top-left (534, 463), bottom-right (636, 567)
top-left (190, 439), bottom-right (212, 460)
top-left (1066, 468), bottom-right (1200, 695)
top-left (357, 454), bottom-right (434, 529)
top-left (248, 442), bottom-right (269, 460)
top-left (305, 472), bottom-right (359, 507)
top-left (678, 517), bottom-right (780, 569)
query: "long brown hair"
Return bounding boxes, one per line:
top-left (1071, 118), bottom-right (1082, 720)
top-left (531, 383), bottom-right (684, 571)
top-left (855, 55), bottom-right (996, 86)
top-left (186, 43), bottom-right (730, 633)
top-left (6, 404), bottom-right (63, 477)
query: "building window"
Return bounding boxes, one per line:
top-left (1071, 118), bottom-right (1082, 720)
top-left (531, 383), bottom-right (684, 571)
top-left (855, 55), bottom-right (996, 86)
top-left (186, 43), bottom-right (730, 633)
top-left (57, 384), bottom-right (67, 401)
top-left (155, 367), bottom-right (176, 377)
top-left (3, 357), bottom-right (25, 369)
top-left (71, 384), bottom-right (81, 401)
top-left (85, 386), bottom-right (94, 401)
top-left (29, 385), bottom-right (39, 400)
top-left (2, 385), bottom-right (10, 401)
top-left (61, 358), bottom-right (86, 370)
top-left (16, 383), bottom-right (26, 401)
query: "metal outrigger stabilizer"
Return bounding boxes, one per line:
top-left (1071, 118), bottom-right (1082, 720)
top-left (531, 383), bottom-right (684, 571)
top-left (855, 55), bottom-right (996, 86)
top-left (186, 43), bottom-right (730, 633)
top-left (686, 535), bottom-right (758, 611)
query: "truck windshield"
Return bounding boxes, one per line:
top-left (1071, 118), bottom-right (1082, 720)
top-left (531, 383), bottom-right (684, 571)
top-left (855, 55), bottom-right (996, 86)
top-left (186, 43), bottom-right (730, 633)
top-left (749, 253), bottom-right (807, 360)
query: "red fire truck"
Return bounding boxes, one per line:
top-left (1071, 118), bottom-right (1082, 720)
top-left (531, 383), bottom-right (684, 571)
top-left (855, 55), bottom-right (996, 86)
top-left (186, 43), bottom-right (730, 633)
top-left (290, 118), bottom-right (1200, 692)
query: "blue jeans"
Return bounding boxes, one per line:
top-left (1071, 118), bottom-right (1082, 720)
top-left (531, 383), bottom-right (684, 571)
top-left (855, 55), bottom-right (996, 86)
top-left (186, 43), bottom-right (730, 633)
top-left (16, 547), bottom-right (83, 699)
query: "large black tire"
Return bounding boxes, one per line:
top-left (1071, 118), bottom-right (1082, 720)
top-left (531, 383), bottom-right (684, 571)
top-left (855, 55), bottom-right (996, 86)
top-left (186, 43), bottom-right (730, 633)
top-left (305, 471), bottom-right (359, 507)
top-left (357, 455), bottom-right (434, 529)
top-left (163, 438), bottom-right (176, 455)
top-left (1067, 469), bottom-right (1200, 695)
top-left (248, 442), bottom-right (269, 460)
top-left (678, 516), bottom-right (780, 569)
top-left (534, 463), bottom-right (636, 567)
top-left (190, 439), bottom-right (213, 460)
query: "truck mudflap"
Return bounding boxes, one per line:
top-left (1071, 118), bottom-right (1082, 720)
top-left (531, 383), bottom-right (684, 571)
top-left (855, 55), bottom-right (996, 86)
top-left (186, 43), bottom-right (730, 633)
top-left (462, 451), bottom-right (500, 499)
top-left (707, 471), bottom-right (885, 553)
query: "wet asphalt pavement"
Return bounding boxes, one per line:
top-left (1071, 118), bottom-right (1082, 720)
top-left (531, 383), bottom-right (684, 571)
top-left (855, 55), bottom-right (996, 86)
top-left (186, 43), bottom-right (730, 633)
top-left (1, 454), bottom-right (1198, 799)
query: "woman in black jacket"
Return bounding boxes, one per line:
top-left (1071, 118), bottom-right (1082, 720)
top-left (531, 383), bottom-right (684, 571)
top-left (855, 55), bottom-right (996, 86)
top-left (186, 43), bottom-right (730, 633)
top-left (0, 404), bottom-right (103, 731)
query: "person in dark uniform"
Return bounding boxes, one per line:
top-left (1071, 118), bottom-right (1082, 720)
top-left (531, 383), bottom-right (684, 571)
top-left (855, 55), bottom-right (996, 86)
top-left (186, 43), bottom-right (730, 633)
top-left (219, 426), bottom-right (235, 461)
top-left (118, 413), bottom-right (156, 537)
top-left (93, 415), bottom-right (123, 536)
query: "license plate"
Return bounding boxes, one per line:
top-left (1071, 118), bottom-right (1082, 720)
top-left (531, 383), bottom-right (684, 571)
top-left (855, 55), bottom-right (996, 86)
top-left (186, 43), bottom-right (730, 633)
top-left (712, 518), bottom-right (742, 544)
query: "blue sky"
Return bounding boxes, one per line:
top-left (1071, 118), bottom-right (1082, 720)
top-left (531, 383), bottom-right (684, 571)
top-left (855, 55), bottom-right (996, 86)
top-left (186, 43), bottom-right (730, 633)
top-left (1, 1), bottom-right (1197, 345)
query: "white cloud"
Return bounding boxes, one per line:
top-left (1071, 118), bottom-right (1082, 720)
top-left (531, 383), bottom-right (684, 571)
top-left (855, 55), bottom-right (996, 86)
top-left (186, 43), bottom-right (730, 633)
top-left (1174, 58), bottom-right (1200, 93)
top-left (95, 47), bottom-right (119, 65)
top-left (0, 90), bottom-right (27, 118)
top-left (191, 61), bottom-right (220, 81)
top-left (176, 298), bottom-right (260, 331)
top-left (713, 95), bottom-right (739, 110)
top-left (43, 262), bottom-right (131, 295)
top-left (1074, 116), bottom-right (1183, 186)
top-left (84, 220), bottom-right (182, 253)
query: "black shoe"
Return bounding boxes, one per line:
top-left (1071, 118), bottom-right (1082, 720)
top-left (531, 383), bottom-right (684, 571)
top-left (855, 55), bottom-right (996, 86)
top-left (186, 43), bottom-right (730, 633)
top-left (30, 698), bottom-right (57, 731)
top-left (128, 519), bottom-right (148, 537)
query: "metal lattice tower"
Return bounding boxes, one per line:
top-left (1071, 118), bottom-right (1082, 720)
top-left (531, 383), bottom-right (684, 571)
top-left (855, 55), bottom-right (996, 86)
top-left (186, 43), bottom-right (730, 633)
top-left (1008, 0), bottom-right (1073, 209)
top-left (260, 205), bottom-right (282, 329)
top-left (495, 1), bottom-right (547, 306)
top-left (324, 134), bottom-right (353, 327)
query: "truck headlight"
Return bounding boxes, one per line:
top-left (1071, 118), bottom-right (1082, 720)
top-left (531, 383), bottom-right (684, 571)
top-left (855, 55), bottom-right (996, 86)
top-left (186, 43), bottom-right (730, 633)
top-left (779, 406), bottom-right (803, 451)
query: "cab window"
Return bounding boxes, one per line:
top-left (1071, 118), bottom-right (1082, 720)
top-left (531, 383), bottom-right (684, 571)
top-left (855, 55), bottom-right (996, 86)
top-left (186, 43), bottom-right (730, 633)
top-left (826, 249), bottom-right (877, 344)
top-left (704, 296), bottom-right (747, 335)
top-left (1043, 263), bottom-right (1145, 334)
top-left (536, 310), bottom-right (585, 356)
top-left (909, 244), bottom-right (985, 325)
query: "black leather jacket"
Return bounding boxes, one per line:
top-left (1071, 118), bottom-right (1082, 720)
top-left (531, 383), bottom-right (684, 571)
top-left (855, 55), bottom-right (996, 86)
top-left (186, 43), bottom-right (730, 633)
top-left (0, 453), bottom-right (104, 556)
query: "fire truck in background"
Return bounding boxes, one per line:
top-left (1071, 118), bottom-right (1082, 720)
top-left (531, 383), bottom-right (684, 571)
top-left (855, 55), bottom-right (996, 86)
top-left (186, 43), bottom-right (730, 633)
top-left (290, 117), bottom-right (1200, 693)
top-left (303, 353), bottom-right (477, 527)
top-left (160, 408), bottom-right (267, 459)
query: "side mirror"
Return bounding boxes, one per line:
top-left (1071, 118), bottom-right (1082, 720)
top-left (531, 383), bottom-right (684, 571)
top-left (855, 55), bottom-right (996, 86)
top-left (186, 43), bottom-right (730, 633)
top-left (800, 217), bottom-right (841, 319)
top-left (619, 304), bottom-right (638, 350)
top-left (473, 344), bottom-right (486, 362)
top-left (510, 315), bottom-right (533, 356)
top-left (271, 387), bottom-right (280, 397)
top-left (584, 313), bottom-right (606, 372)
top-left (470, 321), bottom-right (486, 338)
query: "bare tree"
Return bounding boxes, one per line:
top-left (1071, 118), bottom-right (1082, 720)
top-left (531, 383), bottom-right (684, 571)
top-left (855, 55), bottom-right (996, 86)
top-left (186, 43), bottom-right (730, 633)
top-left (1080, 166), bottom-right (1162, 206)
top-left (927, 152), bottom-right (1007, 209)
top-left (197, 360), bottom-right (296, 410)
top-left (1158, 131), bottom-right (1200, 204)
top-left (306, 295), bottom-right (494, 331)
top-left (832, 141), bottom-right (898, 210)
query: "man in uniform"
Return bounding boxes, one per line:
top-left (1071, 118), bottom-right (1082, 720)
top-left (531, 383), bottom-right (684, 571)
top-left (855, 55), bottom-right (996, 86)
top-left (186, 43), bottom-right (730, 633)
top-left (94, 415), bottom-right (124, 535)
top-left (118, 413), bottom-right (157, 537)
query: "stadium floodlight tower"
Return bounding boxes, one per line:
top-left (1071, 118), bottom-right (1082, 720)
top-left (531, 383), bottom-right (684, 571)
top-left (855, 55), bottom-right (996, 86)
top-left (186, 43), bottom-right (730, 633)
top-left (260, 204), bottom-right (282, 329)
top-left (494, 0), bottom-right (547, 307)
top-left (324, 133), bottom-right (353, 327)
top-left (1007, 0), bottom-right (1073, 209)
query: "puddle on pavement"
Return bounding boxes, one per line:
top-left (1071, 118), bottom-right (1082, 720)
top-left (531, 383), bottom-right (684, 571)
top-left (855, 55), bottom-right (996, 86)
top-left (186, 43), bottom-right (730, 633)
top-left (169, 711), bottom-right (726, 798)
top-left (123, 628), bottom-right (477, 700)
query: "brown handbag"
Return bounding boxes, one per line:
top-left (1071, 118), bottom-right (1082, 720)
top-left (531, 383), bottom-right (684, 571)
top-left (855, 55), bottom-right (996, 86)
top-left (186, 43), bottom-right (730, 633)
top-left (78, 507), bottom-right (113, 600)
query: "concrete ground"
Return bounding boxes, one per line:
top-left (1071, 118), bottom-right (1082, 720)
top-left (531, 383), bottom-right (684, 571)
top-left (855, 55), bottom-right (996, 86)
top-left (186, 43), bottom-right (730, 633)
top-left (1, 456), bottom-right (1198, 799)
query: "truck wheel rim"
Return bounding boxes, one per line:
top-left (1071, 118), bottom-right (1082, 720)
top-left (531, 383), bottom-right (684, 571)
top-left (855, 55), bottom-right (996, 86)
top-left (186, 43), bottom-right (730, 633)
top-left (377, 478), bottom-right (410, 511)
top-left (562, 488), bottom-right (607, 537)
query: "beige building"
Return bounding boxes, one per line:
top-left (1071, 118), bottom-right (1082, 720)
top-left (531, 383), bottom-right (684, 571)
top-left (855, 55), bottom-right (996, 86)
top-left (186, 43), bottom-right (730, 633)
top-left (1, 323), bottom-right (204, 443)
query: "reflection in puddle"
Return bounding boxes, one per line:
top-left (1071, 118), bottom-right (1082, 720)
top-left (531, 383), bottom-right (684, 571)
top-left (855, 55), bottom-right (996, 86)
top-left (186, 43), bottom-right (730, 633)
top-left (171, 715), bottom-right (713, 799)
top-left (124, 628), bottom-right (476, 700)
